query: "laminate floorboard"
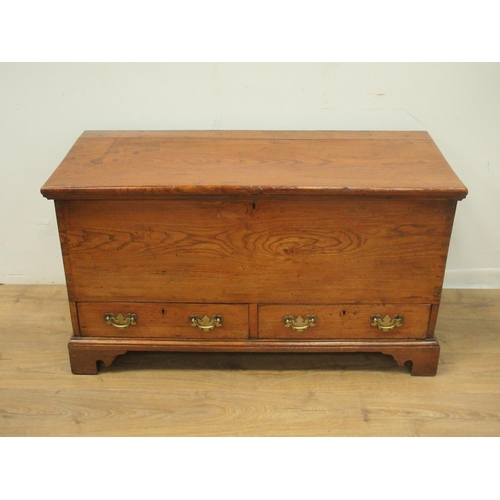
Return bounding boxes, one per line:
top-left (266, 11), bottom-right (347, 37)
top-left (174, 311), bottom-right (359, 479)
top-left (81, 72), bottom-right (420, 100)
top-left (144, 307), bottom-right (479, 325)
top-left (1, 286), bottom-right (499, 436)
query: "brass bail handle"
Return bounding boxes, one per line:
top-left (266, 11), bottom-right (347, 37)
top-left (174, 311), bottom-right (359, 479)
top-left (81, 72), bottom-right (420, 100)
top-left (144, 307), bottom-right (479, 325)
top-left (370, 314), bottom-right (404, 332)
top-left (190, 314), bottom-right (223, 331)
top-left (104, 312), bottom-right (137, 329)
top-left (283, 315), bottom-right (317, 331)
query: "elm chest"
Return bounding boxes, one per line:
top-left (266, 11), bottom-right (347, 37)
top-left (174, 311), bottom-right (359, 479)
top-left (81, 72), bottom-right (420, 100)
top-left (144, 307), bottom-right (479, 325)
top-left (41, 131), bottom-right (468, 375)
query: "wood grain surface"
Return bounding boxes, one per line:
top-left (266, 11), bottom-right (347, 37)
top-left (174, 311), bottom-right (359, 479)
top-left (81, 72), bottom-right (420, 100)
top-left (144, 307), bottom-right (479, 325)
top-left (60, 197), bottom-right (455, 304)
top-left (40, 131), bottom-right (468, 200)
top-left (1, 286), bottom-right (499, 436)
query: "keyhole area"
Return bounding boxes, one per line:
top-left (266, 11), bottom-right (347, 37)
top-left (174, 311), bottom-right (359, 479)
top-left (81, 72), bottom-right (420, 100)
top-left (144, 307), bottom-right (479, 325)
top-left (161, 309), bottom-right (166, 316)
top-left (341, 309), bottom-right (347, 317)
top-left (251, 202), bottom-right (256, 210)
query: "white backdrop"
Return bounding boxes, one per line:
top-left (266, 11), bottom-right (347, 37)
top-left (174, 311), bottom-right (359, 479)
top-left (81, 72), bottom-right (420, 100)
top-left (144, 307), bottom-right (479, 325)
top-left (1, 63), bottom-right (499, 287)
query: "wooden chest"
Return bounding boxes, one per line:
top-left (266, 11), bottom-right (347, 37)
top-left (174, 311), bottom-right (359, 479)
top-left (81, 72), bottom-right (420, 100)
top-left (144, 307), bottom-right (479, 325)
top-left (41, 131), bottom-right (468, 375)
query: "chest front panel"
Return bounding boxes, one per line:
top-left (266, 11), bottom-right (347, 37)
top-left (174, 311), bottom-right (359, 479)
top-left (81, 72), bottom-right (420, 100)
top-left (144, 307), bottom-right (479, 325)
top-left (59, 196), bottom-right (455, 305)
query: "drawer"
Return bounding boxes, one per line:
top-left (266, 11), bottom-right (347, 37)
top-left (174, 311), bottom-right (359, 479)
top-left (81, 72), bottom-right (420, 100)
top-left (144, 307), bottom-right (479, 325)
top-left (77, 303), bottom-right (249, 339)
top-left (258, 304), bottom-right (431, 339)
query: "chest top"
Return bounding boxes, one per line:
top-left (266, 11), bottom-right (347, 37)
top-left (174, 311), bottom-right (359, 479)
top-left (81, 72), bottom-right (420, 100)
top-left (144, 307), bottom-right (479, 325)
top-left (41, 130), bottom-right (467, 201)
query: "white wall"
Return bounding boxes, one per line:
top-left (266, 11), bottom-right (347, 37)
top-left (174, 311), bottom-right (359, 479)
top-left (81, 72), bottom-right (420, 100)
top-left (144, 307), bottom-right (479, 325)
top-left (1, 63), bottom-right (499, 287)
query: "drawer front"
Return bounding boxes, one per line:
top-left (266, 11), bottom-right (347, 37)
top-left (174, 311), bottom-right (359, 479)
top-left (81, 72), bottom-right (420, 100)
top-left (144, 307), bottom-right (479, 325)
top-left (258, 304), bottom-right (431, 339)
top-left (61, 197), bottom-right (455, 304)
top-left (77, 303), bottom-right (249, 339)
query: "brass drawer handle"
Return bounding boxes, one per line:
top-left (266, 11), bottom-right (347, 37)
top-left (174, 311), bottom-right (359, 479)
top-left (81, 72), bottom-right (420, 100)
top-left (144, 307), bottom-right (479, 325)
top-left (283, 315), bottom-right (317, 331)
top-left (104, 312), bottom-right (137, 329)
top-left (190, 314), bottom-right (223, 331)
top-left (370, 314), bottom-right (404, 332)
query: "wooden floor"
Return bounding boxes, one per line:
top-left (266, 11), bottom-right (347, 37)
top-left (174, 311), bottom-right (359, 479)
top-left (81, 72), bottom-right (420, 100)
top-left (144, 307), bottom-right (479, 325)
top-left (1, 285), bottom-right (499, 436)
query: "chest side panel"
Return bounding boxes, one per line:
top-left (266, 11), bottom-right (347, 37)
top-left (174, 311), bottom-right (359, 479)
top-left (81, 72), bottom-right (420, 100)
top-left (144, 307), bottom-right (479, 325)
top-left (60, 196), bottom-right (456, 304)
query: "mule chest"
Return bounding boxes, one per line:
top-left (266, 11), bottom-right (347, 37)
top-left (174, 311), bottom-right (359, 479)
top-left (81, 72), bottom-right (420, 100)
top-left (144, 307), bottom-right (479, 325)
top-left (41, 131), bottom-right (468, 375)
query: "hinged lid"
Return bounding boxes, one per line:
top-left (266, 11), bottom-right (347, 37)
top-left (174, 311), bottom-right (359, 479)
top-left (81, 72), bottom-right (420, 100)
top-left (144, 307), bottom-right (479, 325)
top-left (41, 130), bottom-right (468, 200)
